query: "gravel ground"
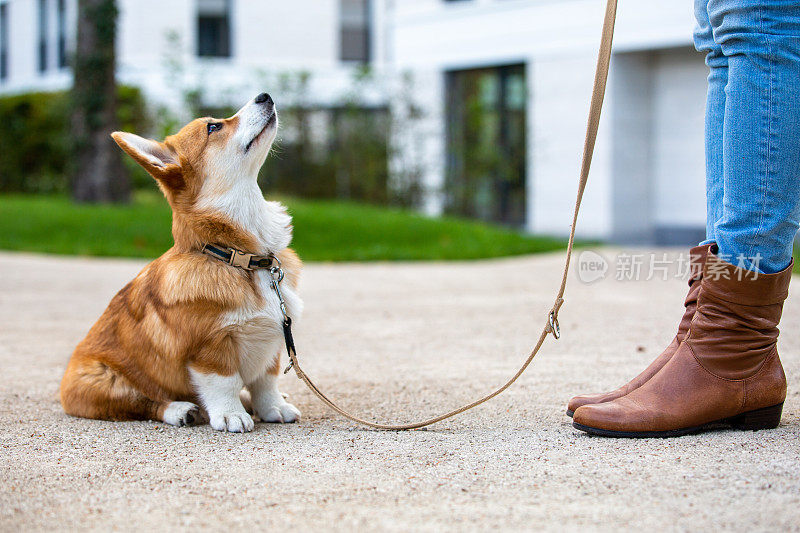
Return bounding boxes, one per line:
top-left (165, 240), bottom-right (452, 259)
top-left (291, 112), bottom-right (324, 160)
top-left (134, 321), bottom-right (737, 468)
top-left (1, 249), bottom-right (798, 532)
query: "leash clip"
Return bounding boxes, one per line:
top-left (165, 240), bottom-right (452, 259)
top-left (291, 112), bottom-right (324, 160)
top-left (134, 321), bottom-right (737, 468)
top-left (269, 265), bottom-right (288, 320)
top-left (268, 260), bottom-right (295, 375)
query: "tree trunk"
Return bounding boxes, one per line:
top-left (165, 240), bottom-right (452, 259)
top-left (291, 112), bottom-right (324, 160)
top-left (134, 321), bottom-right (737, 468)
top-left (70, 0), bottom-right (129, 203)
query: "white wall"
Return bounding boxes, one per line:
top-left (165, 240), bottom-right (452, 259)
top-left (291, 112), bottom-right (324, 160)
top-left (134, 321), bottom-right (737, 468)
top-left (611, 51), bottom-right (654, 244)
top-left (0, 0), bottom-right (381, 107)
top-left (650, 47), bottom-right (707, 232)
top-left (532, 53), bottom-right (613, 238)
top-left (610, 46), bottom-right (707, 244)
top-left (115, 0), bottom-right (363, 109)
top-left (117, 0), bottom-right (193, 67)
top-left (235, 1), bottom-right (338, 69)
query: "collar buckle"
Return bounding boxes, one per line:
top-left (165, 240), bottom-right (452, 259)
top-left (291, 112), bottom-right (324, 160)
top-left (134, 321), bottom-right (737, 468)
top-left (229, 249), bottom-right (254, 270)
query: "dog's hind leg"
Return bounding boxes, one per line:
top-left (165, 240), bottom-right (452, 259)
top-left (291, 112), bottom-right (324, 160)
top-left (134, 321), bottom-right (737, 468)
top-left (60, 356), bottom-right (199, 426)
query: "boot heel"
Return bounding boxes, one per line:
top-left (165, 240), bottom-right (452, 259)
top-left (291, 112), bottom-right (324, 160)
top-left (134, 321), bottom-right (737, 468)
top-left (729, 403), bottom-right (784, 431)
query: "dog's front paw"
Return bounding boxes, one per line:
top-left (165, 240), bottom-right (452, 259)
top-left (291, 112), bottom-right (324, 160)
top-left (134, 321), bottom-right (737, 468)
top-left (255, 395), bottom-right (301, 423)
top-left (162, 401), bottom-right (201, 427)
top-left (209, 410), bottom-right (254, 433)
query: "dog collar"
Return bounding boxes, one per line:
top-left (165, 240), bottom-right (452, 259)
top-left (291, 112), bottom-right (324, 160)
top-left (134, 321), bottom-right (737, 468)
top-left (201, 244), bottom-right (277, 271)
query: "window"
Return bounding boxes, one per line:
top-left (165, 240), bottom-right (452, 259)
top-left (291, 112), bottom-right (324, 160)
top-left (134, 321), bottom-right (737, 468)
top-left (38, 0), bottom-right (47, 72)
top-left (339, 0), bottom-right (370, 63)
top-left (446, 64), bottom-right (527, 226)
top-left (197, 0), bottom-right (231, 57)
top-left (0, 2), bottom-right (7, 81)
top-left (57, 0), bottom-right (66, 68)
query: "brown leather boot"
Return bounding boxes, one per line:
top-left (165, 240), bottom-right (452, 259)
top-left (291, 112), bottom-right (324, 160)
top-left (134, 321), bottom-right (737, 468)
top-left (572, 248), bottom-right (790, 437)
top-left (566, 243), bottom-right (713, 416)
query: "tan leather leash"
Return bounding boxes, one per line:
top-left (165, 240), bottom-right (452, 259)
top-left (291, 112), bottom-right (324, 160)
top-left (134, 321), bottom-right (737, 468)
top-left (276, 0), bottom-right (619, 430)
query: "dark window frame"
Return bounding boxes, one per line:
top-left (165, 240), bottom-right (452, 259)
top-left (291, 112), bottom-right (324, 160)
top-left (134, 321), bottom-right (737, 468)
top-left (37, 0), bottom-right (47, 73)
top-left (445, 63), bottom-right (528, 227)
top-left (197, 0), bottom-right (232, 58)
top-left (57, 0), bottom-right (66, 68)
top-left (339, 0), bottom-right (371, 64)
top-left (0, 2), bottom-right (8, 81)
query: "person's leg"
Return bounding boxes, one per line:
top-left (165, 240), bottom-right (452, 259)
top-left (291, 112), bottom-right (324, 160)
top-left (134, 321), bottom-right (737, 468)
top-left (694, 0), bottom-right (727, 244)
top-left (711, 0), bottom-right (800, 273)
top-left (570, 0), bottom-right (798, 437)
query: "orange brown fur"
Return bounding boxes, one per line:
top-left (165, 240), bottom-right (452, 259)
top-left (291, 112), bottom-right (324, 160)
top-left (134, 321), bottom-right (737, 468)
top-left (60, 97), bottom-right (302, 428)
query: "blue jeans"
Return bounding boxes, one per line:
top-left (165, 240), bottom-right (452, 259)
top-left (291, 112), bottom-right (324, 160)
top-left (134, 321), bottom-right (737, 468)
top-left (694, 0), bottom-right (800, 274)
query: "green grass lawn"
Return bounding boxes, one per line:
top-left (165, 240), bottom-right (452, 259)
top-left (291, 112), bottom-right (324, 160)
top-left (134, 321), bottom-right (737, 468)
top-left (0, 192), bottom-right (567, 261)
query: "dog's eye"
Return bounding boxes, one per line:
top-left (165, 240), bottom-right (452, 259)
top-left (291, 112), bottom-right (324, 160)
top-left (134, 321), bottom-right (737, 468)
top-left (207, 123), bottom-right (222, 134)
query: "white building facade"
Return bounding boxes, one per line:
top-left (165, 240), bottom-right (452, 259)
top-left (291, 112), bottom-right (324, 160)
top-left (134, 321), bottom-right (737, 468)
top-left (0, 0), bottom-right (388, 106)
top-left (0, 0), bottom-right (709, 244)
top-left (390, 0), bottom-right (708, 244)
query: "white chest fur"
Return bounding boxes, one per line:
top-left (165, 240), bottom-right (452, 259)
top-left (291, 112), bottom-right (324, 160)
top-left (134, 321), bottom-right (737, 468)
top-left (197, 180), bottom-right (303, 384)
top-left (224, 271), bottom-right (303, 383)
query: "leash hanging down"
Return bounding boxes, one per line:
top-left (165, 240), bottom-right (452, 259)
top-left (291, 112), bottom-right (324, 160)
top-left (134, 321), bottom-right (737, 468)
top-left (277, 0), bottom-right (618, 430)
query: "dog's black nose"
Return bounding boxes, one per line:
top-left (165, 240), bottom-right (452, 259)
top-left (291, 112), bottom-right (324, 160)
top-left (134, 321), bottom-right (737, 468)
top-left (255, 93), bottom-right (272, 105)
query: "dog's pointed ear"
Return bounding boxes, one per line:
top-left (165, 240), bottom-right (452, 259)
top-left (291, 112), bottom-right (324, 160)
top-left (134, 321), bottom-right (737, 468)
top-left (111, 132), bottom-right (183, 188)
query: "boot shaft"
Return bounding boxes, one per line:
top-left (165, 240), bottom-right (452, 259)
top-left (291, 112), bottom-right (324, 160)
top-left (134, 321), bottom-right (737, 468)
top-left (676, 244), bottom-right (714, 340)
top-left (688, 249), bottom-right (792, 380)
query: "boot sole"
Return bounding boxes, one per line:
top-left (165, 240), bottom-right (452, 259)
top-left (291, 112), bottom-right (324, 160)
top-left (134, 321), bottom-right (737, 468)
top-left (572, 402), bottom-right (783, 438)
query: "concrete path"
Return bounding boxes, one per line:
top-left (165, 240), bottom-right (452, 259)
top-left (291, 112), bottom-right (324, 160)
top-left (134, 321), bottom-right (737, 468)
top-left (1, 250), bottom-right (798, 531)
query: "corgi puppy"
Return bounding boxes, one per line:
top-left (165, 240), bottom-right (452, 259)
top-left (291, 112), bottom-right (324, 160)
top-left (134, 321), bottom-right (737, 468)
top-left (60, 93), bottom-right (303, 433)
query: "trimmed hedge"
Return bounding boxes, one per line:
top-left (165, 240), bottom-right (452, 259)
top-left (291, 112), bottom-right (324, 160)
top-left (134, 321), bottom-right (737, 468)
top-left (0, 86), bottom-right (149, 194)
